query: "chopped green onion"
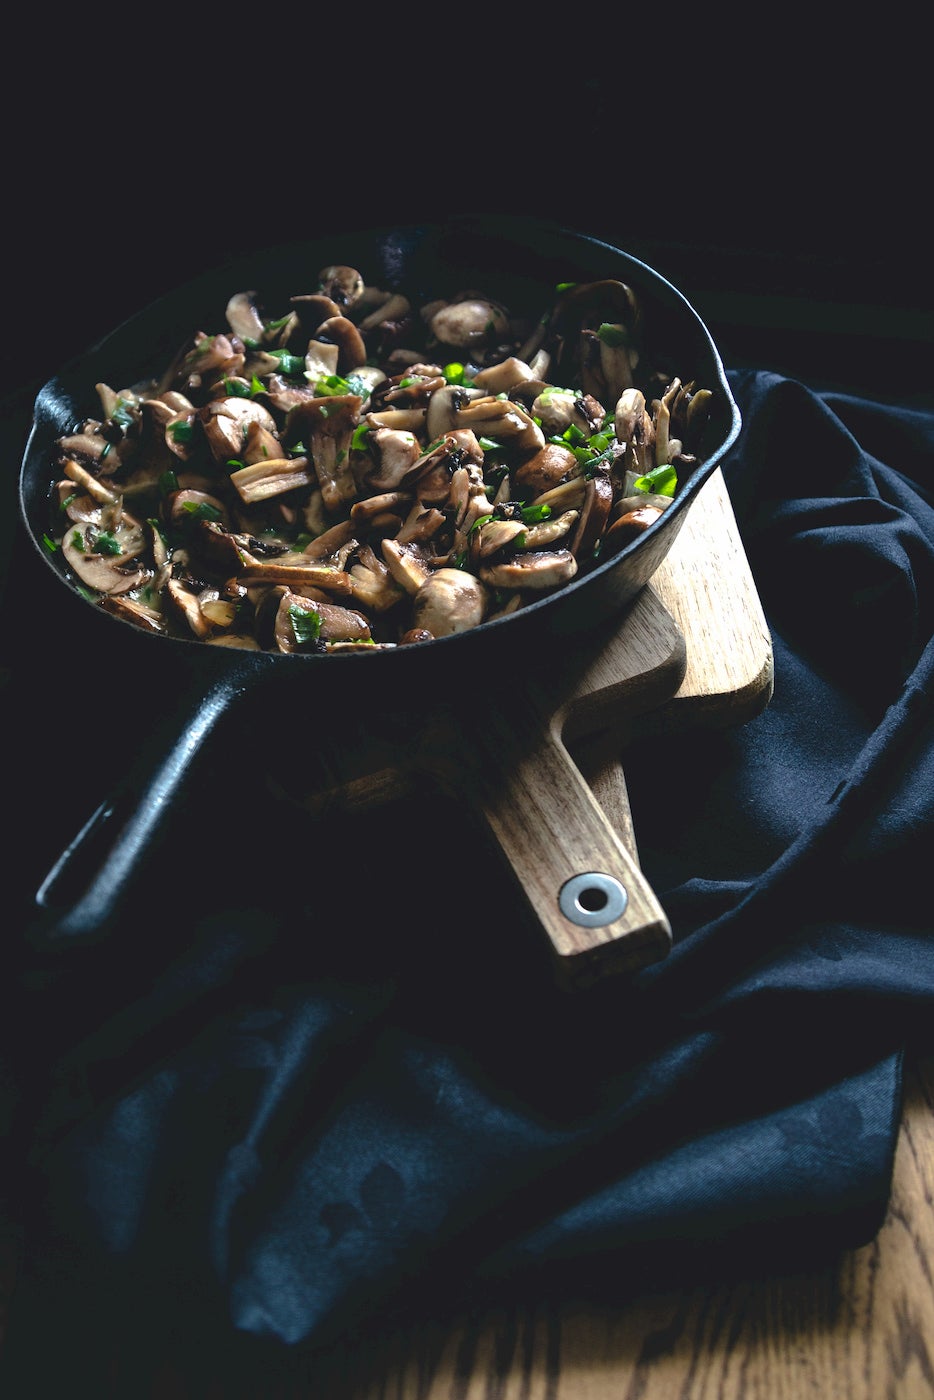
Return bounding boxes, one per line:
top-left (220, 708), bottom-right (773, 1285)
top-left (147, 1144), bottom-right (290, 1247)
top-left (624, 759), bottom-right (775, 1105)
top-left (288, 603), bottom-right (322, 647)
top-left (597, 323), bottom-right (631, 348)
top-left (633, 464), bottom-right (677, 497)
top-left (96, 531), bottom-right (122, 556)
top-left (181, 501), bottom-right (222, 521)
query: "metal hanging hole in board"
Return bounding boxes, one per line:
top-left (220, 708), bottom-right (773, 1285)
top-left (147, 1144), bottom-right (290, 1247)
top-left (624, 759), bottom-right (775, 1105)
top-left (559, 871), bottom-right (629, 927)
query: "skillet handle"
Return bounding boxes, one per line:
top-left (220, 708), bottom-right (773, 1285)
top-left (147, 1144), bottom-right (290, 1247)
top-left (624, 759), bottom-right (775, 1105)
top-left (476, 724), bottom-right (672, 987)
top-left (27, 670), bottom-right (248, 946)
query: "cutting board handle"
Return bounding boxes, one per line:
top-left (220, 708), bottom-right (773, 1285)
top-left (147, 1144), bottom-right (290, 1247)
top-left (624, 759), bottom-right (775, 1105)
top-left (474, 714), bottom-right (671, 986)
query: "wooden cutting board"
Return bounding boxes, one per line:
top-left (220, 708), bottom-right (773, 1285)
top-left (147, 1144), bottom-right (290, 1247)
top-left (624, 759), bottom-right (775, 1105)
top-left (270, 469), bottom-right (773, 985)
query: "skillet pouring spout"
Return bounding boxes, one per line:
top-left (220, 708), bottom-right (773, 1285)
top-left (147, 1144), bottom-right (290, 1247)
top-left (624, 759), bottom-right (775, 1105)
top-left (17, 218), bottom-right (741, 980)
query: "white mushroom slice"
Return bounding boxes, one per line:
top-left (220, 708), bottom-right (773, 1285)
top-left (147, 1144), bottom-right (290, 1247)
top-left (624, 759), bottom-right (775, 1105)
top-left (479, 550), bottom-right (578, 591)
top-left (61, 458), bottom-right (121, 506)
top-left (241, 419), bottom-right (285, 465)
top-left (471, 357), bottom-right (537, 394)
top-left (351, 491), bottom-right (412, 525)
top-left (57, 431), bottom-right (117, 472)
top-left (229, 457), bottom-right (314, 504)
top-left (60, 510), bottom-right (149, 594)
top-left (348, 546), bottom-right (406, 613)
top-left (518, 509), bottom-right (580, 550)
top-left (364, 427), bottom-right (422, 491)
top-left (234, 556), bottom-right (357, 596)
top-left (356, 292), bottom-right (411, 333)
top-left (226, 290), bottom-right (268, 343)
top-left (529, 478), bottom-right (589, 512)
top-left (568, 475), bottom-right (613, 560)
top-left (411, 568), bottom-right (489, 637)
top-left (317, 265), bottom-right (365, 310)
top-left (450, 397), bottom-right (544, 454)
top-left (423, 383), bottom-right (485, 441)
top-left (167, 489), bottom-right (230, 531)
top-left (199, 397), bottom-right (279, 463)
top-left (301, 519), bottom-right (359, 560)
top-left (513, 443), bottom-right (579, 497)
top-left (364, 408), bottom-right (426, 433)
top-left (614, 387), bottom-right (646, 444)
top-left (472, 518), bottom-right (527, 557)
top-left (430, 299), bottom-right (510, 352)
top-left (177, 332), bottom-right (245, 389)
top-left (395, 500), bottom-right (446, 545)
top-left (100, 594), bottom-right (167, 633)
top-left (381, 538), bottom-right (433, 595)
top-left (287, 395), bottom-right (362, 512)
top-left (199, 593), bottom-right (239, 628)
top-left (314, 316), bottom-right (367, 375)
top-left (165, 578), bottom-right (214, 638)
top-left (273, 591), bottom-right (371, 653)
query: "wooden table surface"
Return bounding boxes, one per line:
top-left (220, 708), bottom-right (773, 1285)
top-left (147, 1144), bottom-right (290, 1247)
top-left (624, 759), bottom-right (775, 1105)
top-left (2, 473), bottom-right (931, 1395)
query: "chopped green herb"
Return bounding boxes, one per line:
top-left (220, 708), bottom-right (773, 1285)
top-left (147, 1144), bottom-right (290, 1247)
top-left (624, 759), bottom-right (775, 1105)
top-left (96, 531), bottom-right (122, 556)
top-left (351, 423), bottom-right (371, 451)
top-left (633, 464), bottom-right (677, 497)
top-left (267, 350), bottom-right (305, 376)
top-left (42, 533), bottom-right (58, 553)
top-left (169, 420), bottom-right (194, 442)
top-left (181, 501), bottom-right (222, 522)
top-left (159, 470), bottom-right (180, 496)
top-left (288, 603), bottom-right (323, 648)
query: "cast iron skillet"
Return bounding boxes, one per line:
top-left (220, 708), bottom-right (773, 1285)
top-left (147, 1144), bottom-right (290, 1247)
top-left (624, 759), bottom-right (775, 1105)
top-left (18, 217), bottom-right (741, 978)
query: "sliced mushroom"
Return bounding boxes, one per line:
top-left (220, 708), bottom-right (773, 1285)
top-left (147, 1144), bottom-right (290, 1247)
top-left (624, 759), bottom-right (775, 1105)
top-left (229, 456), bottom-right (315, 505)
top-left (603, 503), bottom-right (666, 549)
top-left (285, 395), bottom-right (363, 513)
top-left (233, 552), bottom-right (358, 596)
top-left (314, 316), bottom-right (368, 375)
top-left (199, 396), bottom-right (279, 464)
top-left (361, 427), bottom-right (422, 491)
top-left (448, 396), bottom-right (544, 455)
top-left (226, 291), bottom-right (268, 344)
top-left (471, 357), bottom-right (537, 394)
top-left (479, 550), bottom-right (578, 591)
top-left (273, 591), bottom-right (371, 653)
top-left (513, 443), bottom-right (579, 497)
top-left (100, 594), bottom-right (167, 633)
top-left (60, 510), bottom-right (149, 595)
top-left (423, 382), bottom-right (486, 441)
top-left (568, 474), bottom-right (614, 561)
top-left (381, 538), bottom-right (434, 595)
top-left (430, 298), bottom-right (510, 353)
top-left (348, 545), bottom-right (407, 613)
top-left (410, 568), bottom-right (489, 637)
top-left (317, 265), bottom-right (365, 310)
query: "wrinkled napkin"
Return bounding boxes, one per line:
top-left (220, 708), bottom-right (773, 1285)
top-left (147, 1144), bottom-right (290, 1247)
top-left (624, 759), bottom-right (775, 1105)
top-left (1, 369), bottom-right (932, 1382)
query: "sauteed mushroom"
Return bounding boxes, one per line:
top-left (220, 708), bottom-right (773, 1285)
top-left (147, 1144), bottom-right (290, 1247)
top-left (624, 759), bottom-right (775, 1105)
top-left (41, 262), bottom-right (716, 654)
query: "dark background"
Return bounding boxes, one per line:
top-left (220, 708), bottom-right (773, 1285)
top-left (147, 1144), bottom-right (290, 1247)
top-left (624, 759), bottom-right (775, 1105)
top-left (5, 67), bottom-right (927, 410)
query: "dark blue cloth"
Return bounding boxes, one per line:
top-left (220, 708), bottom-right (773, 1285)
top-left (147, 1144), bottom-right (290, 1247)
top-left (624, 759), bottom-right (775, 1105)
top-left (1, 369), bottom-right (932, 1380)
